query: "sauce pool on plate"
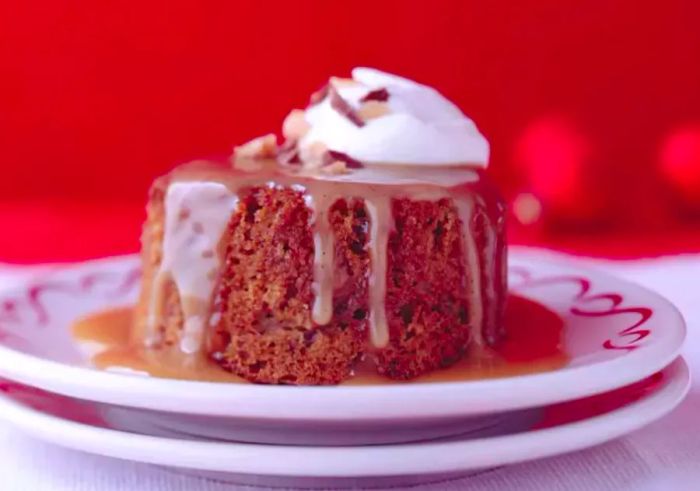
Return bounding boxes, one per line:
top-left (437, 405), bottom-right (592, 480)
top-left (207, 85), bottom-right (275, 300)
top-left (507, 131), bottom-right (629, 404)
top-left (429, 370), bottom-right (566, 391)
top-left (72, 294), bottom-right (567, 385)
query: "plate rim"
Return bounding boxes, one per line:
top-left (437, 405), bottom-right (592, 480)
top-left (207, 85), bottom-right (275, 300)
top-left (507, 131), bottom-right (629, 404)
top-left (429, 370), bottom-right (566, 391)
top-left (0, 357), bottom-right (689, 477)
top-left (0, 248), bottom-right (687, 420)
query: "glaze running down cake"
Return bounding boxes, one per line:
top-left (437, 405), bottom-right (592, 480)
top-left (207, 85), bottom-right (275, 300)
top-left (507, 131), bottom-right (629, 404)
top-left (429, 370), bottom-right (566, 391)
top-left (134, 68), bottom-right (507, 384)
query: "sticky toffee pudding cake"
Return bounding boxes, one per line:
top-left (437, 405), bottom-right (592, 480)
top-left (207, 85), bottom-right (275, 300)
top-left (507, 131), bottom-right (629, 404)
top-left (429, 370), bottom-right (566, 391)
top-left (133, 68), bottom-right (507, 385)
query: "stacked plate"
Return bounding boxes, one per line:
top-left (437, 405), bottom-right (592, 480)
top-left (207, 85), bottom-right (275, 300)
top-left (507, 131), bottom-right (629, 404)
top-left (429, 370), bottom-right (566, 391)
top-left (0, 248), bottom-right (688, 488)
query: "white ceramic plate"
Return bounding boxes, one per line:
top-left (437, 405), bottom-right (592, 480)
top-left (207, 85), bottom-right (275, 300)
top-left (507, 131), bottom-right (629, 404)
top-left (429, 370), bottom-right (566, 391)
top-left (0, 248), bottom-right (686, 422)
top-left (0, 358), bottom-right (689, 488)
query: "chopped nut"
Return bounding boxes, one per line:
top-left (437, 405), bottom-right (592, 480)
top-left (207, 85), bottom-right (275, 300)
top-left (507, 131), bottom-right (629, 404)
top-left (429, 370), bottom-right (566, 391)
top-left (277, 139), bottom-right (301, 166)
top-left (300, 141), bottom-right (329, 168)
top-left (309, 83), bottom-right (329, 105)
top-left (330, 76), bottom-right (358, 88)
top-left (357, 101), bottom-right (390, 121)
top-left (234, 134), bottom-right (278, 160)
top-left (321, 160), bottom-right (350, 175)
top-left (361, 88), bottom-right (390, 102)
top-left (329, 87), bottom-right (365, 127)
top-left (282, 109), bottom-right (310, 140)
top-left (324, 150), bottom-right (364, 169)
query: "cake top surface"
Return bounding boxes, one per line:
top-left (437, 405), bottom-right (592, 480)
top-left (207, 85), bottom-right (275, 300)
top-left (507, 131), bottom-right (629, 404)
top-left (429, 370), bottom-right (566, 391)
top-left (280, 67), bottom-right (490, 168)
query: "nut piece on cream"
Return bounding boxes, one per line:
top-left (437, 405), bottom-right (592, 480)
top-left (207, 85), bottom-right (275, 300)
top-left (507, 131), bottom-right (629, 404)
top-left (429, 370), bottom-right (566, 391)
top-left (320, 160), bottom-right (350, 175)
top-left (234, 134), bottom-right (278, 160)
top-left (232, 133), bottom-right (278, 172)
top-left (282, 109), bottom-right (310, 141)
top-left (282, 67), bottom-right (490, 168)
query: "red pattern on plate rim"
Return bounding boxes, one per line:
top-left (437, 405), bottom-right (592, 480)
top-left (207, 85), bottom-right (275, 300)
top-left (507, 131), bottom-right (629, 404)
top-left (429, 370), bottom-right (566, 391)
top-left (0, 265), bottom-right (141, 342)
top-left (510, 266), bottom-right (653, 351)
top-left (0, 262), bottom-right (652, 353)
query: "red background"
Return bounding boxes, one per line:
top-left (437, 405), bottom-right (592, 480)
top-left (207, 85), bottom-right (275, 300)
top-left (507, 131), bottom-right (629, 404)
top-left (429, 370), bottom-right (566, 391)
top-left (1, 1), bottom-right (699, 261)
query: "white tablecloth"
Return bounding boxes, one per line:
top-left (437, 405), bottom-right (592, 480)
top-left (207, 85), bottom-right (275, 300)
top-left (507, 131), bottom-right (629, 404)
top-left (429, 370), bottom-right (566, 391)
top-left (1, 250), bottom-right (699, 490)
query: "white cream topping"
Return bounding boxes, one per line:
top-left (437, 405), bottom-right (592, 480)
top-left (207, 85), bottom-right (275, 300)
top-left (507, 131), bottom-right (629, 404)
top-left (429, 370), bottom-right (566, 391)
top-left (299, 67), bottom-right (490, 167)
top-left (154, 181), bottom-right (238, 354)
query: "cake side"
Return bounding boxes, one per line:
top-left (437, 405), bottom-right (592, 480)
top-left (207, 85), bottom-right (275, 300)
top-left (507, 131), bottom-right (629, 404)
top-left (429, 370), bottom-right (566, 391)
top-left (133, 176), bottom-right (186, 348)
top-left (373, 198), bottom-right (472, 378)
top-left (133, 169), bottom-right (507, 384)
top-left (210, 187), bottom-right (367, 384)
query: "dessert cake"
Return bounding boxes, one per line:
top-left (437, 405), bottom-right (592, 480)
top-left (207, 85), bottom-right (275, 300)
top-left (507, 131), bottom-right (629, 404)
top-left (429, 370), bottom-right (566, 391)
top-left (134, 68), bottom-right (507, 385)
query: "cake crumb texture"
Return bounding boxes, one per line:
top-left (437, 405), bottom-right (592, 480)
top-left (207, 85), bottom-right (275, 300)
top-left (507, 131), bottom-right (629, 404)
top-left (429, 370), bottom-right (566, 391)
top-left (374, 198), bottom-right (472, 379)
top-left (211, 187), bottom-right (368, 384)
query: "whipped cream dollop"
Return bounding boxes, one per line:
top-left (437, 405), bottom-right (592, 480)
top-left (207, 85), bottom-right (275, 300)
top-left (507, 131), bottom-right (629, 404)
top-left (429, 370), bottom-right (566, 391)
top-left (291, 68), bottom-right (489, 167)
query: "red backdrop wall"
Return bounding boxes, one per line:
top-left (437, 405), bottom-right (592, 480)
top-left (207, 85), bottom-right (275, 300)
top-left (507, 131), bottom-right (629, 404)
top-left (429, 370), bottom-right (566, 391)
top-left (1, 1), bottom-right (699, 260)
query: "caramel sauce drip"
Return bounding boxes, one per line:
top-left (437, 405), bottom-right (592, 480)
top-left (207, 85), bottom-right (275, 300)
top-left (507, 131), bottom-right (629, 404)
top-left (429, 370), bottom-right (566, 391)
top-left (365, 196), bottom-right (392, 348)
top-left (74, 294), bottom-right (568, 385)
top-left (148, 161), bottom-right (482, 352)
top-left (143, 180), bottom-right (237, 352)
top-left (145, 270), bottom-right (170, 346)
top-left (304, 189), bottom-right (337, 326)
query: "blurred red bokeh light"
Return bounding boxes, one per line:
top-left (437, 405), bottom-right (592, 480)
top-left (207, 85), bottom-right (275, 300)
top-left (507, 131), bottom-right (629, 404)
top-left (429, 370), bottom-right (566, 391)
top-left (514, 117), bottom-right (593, 219)
top-left (0, 1), bottom-right (699, 261)
top-left (660, 126), bottom-right (700, 208)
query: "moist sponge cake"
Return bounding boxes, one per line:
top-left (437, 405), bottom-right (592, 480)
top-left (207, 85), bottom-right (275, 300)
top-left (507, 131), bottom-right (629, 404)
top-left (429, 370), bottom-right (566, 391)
top-left (133, 68), bottom-right (507, 385)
